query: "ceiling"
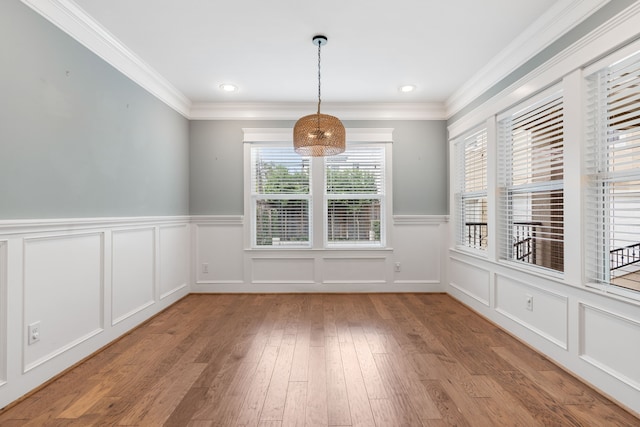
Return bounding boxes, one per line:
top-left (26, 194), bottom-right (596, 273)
top-left (28, 0), bottom-right (607, 118)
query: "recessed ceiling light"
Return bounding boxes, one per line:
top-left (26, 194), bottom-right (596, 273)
top-left (399, 85), bottom-right (416, 93)
top-left (219, 83), bottom-right (238, 92)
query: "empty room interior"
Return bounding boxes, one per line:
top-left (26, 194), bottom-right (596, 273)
top-left (1, 0), bottom-right (640, 424)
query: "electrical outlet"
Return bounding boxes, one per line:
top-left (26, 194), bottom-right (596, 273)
top-left (202, 263), bottom-right (209, 274)
top-left (394, 262), bottom-right (401, 272)
top-left (526, 294), bottom-right (533, 311)
top-left (28, 321), bottom-right (40, 345)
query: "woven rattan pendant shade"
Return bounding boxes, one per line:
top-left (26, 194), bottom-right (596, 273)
top-left (293, 113), bottom-right (345, 156)
top-left (293, 35), bottom-right (345, 157)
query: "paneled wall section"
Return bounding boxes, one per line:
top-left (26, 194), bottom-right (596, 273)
top-left (192, 215), bottom-right (448, 293)
top-left (0, 217), bottom-right (190, 409)
top-left (446, 4), bottom-right (640, 415)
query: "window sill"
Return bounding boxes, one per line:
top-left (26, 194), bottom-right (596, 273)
top-left (246, 247), bottom-right (394, 252)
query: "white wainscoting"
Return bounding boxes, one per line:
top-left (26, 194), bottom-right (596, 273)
top-left (447, 249), bottom-right (640, 416)
top-left (111, 227), bottom-right (156, 325)
top-left (159, 224), bottom-right (189, 299)
top-left (23, 232), bottom-right (104, 371)
top-left (0, 216), bottom-right (190, 409)
top-left (194, 217), bottom-right (245, 285)
top-left (449, 256), bottom-right (491, 306)
top-left (252, 257), bottom-right (316, 284)
top-left (322, 256), bottom-right (387, 284)
top-left (0, 241), bottom-right (7, 387)
top-left (192, 215), bottom-right (448, 293)
top-left (393, 216), bottom-right (444, 286)
top-left (579, 303), bottom-right (640, 393)
top-left (495, 272), bottom-right (568, 349)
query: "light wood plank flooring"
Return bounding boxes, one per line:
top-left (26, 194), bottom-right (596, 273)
top-left (0, 293), bottom-right (637, 426)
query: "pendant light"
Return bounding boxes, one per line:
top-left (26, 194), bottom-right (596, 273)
top-left (293, 35), bottom-right (345, 156)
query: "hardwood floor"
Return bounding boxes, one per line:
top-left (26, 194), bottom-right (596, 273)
top-left (0, 293), bottom-right (637, 426)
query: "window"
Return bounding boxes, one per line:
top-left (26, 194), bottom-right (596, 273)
top-left (245, 129), bottom-right (392, 249)
top-left (454, 126), bottom-right (488, 250)
top-left (585, 50), bottom-right (640, 294)
top-left (498, 90), bottom-right (564, 272)
top-left (325, 145), bottom-right (385, 247)
top-left (251, 145), bottom-right (311, 247)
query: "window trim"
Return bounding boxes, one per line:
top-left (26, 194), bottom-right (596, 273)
top-left (243, 128), bottom-right (393, 250)
top-left (323, 142), bottom-right (388, 249)
top-left (584, 45), bottom-right (640, 298)
top-left (453, 125), bottom-right (489, 254)
top-left (249, 143), bottom-right (312, 249)
top-left (497, 85), bottom-right (565, 274)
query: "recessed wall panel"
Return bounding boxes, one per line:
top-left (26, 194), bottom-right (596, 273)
top-left (394, 223), bottom-right (440, 283)
top-left (581, 304), bottom-right (640, 391)
top-left (23, 233), bottom-right (103, 370)
top-left (0, 241), bottom-right (6, 384)
top-left (449, 257), bottom-right (490, 305)
top-left (322, 257), bottom-right (386, 283)
top-left (196, 223), bottom-right (244, 283)
top-left (495, 274), bottom-right (568, 348)
top-left (112, 228), bottom-right (155, 324)
top-left (159, 225), bottom-right (188, 298)
top-left (252, 258), bottom-right (315, 283)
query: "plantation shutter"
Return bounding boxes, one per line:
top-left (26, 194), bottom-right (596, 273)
top-left (585, 51), bottom-right (640, 292)
top-left (455, 126), bottom-right (488, 250)
top-left (251, 146), bottom-right (311, 247)
top-left (497, 91), bottom-right (565, 272)
top-left (325, 145), bottom-right (385, 246)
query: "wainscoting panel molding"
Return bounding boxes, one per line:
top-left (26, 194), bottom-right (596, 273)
top-left (393, 217), bottom-right (444, 285)
top-left (448, 249), bottom-right (640, 416)
top-left (23, 233), bottom-right (104, 371)
top-left (0, 216), bottom-right (190, 410)
top-left (495, 272), bottom-right (569, 349)
top-left (449, 256), bottom-right (491, 306)
top-left (192, 215), bottom-right (448, 292)
top-left (252, 257), bottom-right (315, 284)
top-left (194, 219), bottom-right (244, 286)
top-left (322, 256), bottom-right (387, 284)
top-left (159, 224), bottom-right (189, 300)
top-left (579, 302), bottom-right (640, 393)
top-left (0, 241), bottom-right (7, 387)
top-left (111, 228), bottom-right (156, 325)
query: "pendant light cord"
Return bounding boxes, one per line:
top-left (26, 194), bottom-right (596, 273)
top-left (317, 39), bottom-right (322, 115)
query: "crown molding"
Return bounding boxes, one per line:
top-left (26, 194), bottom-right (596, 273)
top-left (447, 1), bottom-right (640, 139)
top-left (445, 0), bottom-right (611, 119)
top-left (20, 0), bottom-right (192, 117)
top-left (190, 102), bottom-right (446, 121)
top-left (20, 0), bottom-right (446, 122)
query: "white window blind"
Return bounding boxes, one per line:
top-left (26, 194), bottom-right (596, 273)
top-left (585, 50), bottom-right (640, 294)
top-left (325, 145), bottom-right (385, 246)
top-left (251, 146), bottom-right (311, 247)
top-left (498, 92), bottom-right (564, 272)
top-left (455, 126), bottom-right (488, 250)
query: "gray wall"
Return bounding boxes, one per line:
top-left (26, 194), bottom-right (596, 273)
top-left (189, 120), bottom-right (447, 215)
top-left (0, 0), bottom-right (190, 219)
top-left (1, 0), bottom-right (447, 220)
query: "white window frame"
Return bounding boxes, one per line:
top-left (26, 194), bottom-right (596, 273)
top-left (324, 142), bottom-right (387, 248)
top-left (497, 85), bottom-right (565, 275)
top-left (453, 125), bottom-right (488, 253)
top-left (584, 42), bottom-right (640, 299)
top-left (243, 128), bottom-right (393, 250)
top-left (249, 143), bottom-right (312, 249)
